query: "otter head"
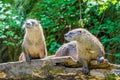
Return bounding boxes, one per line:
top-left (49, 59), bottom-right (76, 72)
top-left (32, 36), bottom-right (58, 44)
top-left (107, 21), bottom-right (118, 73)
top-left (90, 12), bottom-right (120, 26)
top-left (67, 41), bottom-right (77, 50)
top-left (64, 28), bottom-right (89, 41)
top-left (22, 19), bottom-right (40, 30)
top-left (67, 41), bottom-right (78, 61)
top-left (58, 41), bottom-right (78, 59)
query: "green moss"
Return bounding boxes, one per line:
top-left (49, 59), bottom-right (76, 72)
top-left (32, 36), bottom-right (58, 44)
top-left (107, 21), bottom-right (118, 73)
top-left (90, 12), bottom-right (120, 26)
top-left (23, 74), bottom-right (33, 80)
top-left (49, 69), bottom-right (64, 76)
top-left (106, 74), bottom-right (118, 80)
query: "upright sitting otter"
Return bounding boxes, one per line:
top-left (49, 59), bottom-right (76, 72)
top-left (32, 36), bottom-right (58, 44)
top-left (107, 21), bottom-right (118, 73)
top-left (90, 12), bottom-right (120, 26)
top-left (64, 28), bottom-right (105, 73)
top-left (20, 19), bottom-right (47, 62)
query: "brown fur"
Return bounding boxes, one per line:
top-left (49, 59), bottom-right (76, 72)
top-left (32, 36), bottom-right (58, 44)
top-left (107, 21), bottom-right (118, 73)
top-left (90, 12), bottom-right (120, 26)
top-left (19, 19), bottom-right (47, 61)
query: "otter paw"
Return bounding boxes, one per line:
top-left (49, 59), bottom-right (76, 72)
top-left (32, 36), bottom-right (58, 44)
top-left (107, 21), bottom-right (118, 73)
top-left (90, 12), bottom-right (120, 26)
top-left (82, 67), bottom-right (89, 74)
top-left (97, 56), bottom-right (104, 63)
top-left (26, 54), bottom-right (31, 62)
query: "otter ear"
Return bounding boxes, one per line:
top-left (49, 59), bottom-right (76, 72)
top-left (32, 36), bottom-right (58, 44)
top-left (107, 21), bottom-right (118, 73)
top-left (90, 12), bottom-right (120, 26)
top-left (31, 21), bottom-right (35, 24)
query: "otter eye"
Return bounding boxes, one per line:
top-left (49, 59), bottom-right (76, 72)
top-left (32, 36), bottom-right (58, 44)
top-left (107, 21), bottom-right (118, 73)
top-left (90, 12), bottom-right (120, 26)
top-left (31, 21), bottom-right (35, 24)
top-left (69, 32), bottom-right (73, 35)
top-left (78, 30), bottom-right (81, 33)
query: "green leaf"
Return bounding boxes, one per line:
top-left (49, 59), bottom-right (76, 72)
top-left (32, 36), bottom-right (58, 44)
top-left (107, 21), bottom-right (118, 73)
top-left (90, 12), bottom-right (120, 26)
top-left (5, 31), bottom-right (14, 37)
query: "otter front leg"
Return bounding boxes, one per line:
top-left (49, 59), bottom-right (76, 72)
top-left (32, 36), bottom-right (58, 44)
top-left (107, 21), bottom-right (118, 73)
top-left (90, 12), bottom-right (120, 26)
top-left (23, 49), bottom-right (31, 62)
top-left (25, 54), bottom-right (31, 62)
top-left (80, 59), bottom-right (89, 74)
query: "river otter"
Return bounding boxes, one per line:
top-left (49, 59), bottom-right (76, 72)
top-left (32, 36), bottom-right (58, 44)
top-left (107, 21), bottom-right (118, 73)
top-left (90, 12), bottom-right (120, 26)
top-left (64, 28), bottom-right (105, 73)
top-left (21, 19), bottom-right (47, 62)
top-left (44, 41), bottom-right (78, 62)
top-left (55, 41), bottom-right (78, 61)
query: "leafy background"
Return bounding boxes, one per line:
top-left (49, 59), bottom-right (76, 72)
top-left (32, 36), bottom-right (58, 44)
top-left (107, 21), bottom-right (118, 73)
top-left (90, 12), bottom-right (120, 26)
top-left (0, 0), bottom-right (120, 64)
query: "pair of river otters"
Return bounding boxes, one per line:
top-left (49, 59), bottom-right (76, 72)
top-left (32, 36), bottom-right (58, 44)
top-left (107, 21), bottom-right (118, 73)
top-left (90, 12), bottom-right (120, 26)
top-left (19, 19), bottom-right (105, 73)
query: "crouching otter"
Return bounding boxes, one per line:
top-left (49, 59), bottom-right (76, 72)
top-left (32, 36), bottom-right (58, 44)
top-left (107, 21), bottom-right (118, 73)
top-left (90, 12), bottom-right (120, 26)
top-left (44, 41), bottom-right (78, 62)
top-left (20, 19), bottom-right (47, 62)
top-left (64, 28), bottom-right (105, 73)
top-left (55, 41), bottom-right (78, 61)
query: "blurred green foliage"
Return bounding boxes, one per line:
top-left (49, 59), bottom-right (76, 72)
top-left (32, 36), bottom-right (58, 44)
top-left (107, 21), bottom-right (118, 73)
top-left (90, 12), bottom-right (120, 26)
top-left (0, 1), bottom-right (24, 62)
top-left (0, 0), bottom-right (120, 63)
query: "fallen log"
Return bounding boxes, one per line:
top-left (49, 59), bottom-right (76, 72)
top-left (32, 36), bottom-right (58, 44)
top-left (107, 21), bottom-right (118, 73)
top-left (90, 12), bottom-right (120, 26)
top-left (0, 56), bottom-right (119, 79)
